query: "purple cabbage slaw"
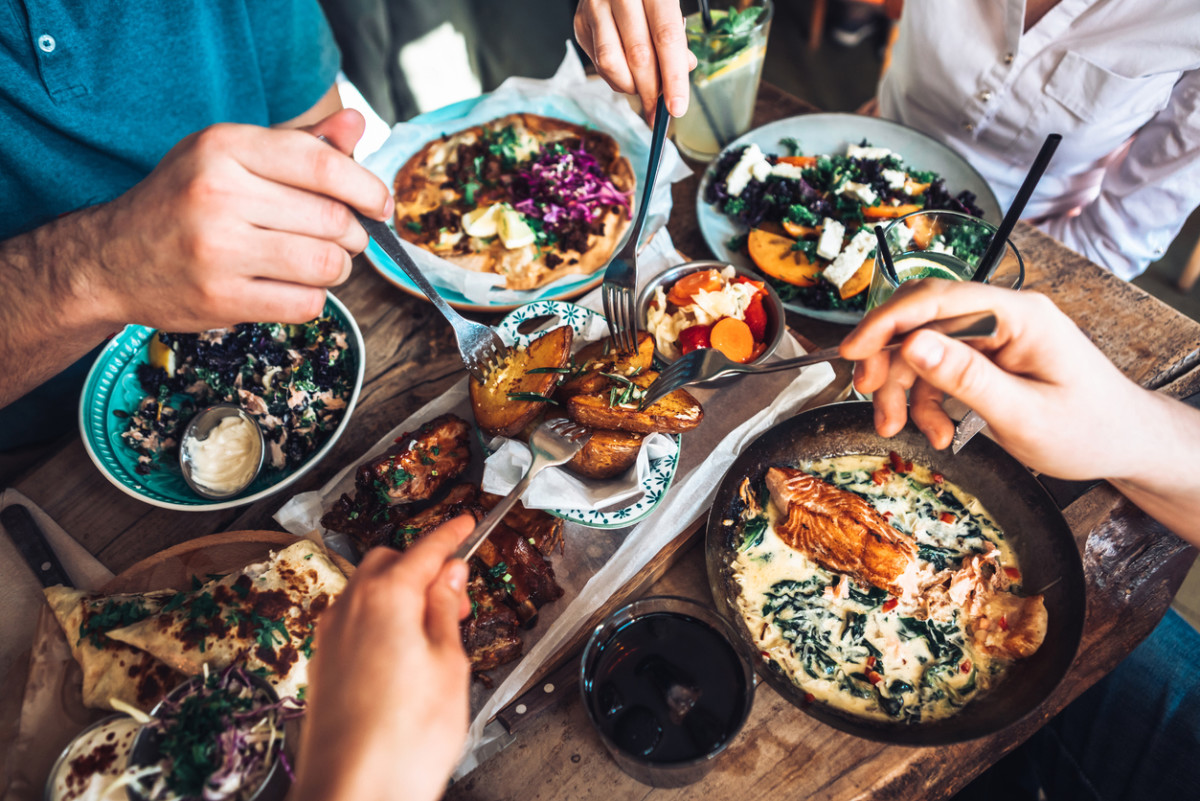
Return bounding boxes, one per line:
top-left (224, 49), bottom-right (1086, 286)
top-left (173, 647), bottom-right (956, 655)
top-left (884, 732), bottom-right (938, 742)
top-left (511, 146), bottom-right (630, 233)
top-left (138, 666), bottom-right (304, 801)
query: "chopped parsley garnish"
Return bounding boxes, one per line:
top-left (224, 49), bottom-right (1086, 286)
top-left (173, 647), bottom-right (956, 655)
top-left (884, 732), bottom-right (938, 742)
top-left (405, 220), bottom-right (423, 233)
top-left (78, 599), bottom-right (151, 649)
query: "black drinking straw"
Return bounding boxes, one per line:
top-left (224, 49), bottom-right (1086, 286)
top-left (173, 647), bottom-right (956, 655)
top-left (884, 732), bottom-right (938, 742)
top-left (874, 224), bottom-right (896, 284)
top-left (699, 0), bottom-right (714, 30)
top-left (970, 133), bottom-right (1062, 282)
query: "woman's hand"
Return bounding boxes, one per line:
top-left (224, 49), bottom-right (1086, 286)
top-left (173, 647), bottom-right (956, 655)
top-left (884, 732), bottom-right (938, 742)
top-left (575, 0), bottom-right (697, 118)
top-left (293, 516), bottom-right (474, 801)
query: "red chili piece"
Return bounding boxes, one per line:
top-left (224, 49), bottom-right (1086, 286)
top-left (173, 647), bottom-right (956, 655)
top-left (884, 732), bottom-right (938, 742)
top-left (744, 294), bottom-right (768, 341)
top-left (939, 512), bottom-right (956, 524)
top-left (882, 598), bottom-right (899, 612)
top-left (804, 692), bottom-right (816, 704)
top-left (961, 660), bottom-right (973, 674)
top-left (866, 655), bottom-right (877, 668)
top-left (889, 451), bottom-right (905, 473)
top-left (677, 324), bottom-right (712, 354)
top-left (866, 669), bottom-right (883, 685)
top-left (932, 472), bottom-right (944, 484)
top-left (871, 467), bottom-right (890, 485)
top-left (999, 615), bottom-right (1009, 631)
top-left (1004, 567), bottom-right (1021, 580)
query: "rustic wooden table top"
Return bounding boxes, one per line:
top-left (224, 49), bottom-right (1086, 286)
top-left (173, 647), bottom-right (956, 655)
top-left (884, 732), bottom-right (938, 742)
top-left (7, 82), bottom-right (1200, 801)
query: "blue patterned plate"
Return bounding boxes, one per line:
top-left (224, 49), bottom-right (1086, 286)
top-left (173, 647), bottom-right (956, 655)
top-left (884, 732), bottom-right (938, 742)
top-left (494, 301), bottom-right (680, 530)
top-left (79, 294), bottom-right (365, 511)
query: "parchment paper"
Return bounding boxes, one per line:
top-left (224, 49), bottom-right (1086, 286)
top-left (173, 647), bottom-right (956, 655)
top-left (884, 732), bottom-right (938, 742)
top-left (274, 237), bottom-right (837, 773)
top-left (361, 45), bottom-right (692, 305)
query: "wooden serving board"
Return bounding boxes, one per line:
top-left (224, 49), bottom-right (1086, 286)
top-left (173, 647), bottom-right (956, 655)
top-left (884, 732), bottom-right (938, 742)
top-left (2, 531), bottom-right (350, 801)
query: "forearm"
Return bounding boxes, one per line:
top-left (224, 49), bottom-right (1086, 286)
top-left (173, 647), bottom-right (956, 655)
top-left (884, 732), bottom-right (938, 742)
top-left (0, 206), bottom-right (122, 409)
top-left (1108, 389), bottom-right (1200, 547)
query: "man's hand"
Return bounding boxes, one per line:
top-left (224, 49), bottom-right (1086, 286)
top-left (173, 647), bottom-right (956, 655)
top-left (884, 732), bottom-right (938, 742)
top-left (575, 0), bottom-right (697, 118)
top-left (839, 279), bottom-right (1153, 481)
top-left (293, 516), bottom-right (474, 801)
top-left (91, 108), bottom-right (391, 331)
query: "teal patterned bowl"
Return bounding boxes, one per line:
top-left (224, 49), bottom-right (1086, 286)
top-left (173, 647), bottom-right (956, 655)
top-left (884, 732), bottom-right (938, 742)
top-left (79, 294), bottom-right (365, 511)
top-left (494, 301), bottom-right (680, 530)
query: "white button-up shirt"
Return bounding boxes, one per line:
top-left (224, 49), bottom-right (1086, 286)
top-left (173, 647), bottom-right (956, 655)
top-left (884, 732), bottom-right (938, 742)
top-left (879, 0), bottom-right (1200, 280)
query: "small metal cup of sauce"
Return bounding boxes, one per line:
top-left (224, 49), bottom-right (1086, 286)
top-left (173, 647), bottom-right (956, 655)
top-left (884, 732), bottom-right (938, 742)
top-left (179, 404), bottom-right (265, 500)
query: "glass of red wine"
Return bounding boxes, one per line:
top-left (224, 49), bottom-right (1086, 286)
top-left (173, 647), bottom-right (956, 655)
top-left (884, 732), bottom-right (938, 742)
top-left (579, 595), bottom-right (756, 787)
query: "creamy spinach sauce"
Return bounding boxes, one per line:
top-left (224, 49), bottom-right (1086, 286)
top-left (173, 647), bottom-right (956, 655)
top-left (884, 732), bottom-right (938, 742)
top-left (732, 455), bottom-right (1017, 723)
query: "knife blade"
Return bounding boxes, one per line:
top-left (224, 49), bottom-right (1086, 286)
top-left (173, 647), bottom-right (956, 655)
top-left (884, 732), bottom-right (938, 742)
top-left (951, 409), bottom-right (989, 454)
top-left (1, 503), bottom-right (73, 588)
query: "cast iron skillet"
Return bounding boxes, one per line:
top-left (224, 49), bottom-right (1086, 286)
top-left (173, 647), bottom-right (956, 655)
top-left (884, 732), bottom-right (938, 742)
top-left (705, 401), bottom-right (1086, 745)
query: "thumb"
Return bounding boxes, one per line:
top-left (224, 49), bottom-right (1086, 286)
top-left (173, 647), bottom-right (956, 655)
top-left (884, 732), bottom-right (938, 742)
top-left (305, 108), bottom-right (365, 156)
top-left (425, 559), bottom-right (470, 652)
top-left (901, 330), bottom-right (1029, 424)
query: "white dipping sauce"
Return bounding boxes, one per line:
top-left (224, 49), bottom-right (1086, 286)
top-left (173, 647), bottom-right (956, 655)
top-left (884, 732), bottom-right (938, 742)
top-left (185, 415), bottom-right (261, 493)
top-left (51, 716), bottom-right (141, 801)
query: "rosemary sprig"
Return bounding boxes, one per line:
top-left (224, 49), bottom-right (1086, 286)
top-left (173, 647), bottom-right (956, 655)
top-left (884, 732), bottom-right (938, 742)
top-left (526, 367), bottom-right (572, 374)
top-left (507, 392), bottom-right (560, 405)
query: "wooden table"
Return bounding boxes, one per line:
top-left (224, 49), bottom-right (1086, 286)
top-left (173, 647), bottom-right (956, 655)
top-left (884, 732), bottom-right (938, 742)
top-left (7, 83), bottom-right (1200, 800)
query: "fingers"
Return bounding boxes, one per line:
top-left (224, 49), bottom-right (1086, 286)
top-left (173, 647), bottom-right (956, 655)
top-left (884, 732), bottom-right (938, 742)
top-left (644, 0), bottom-right (691, 116)
top-left (898, 330), bottom-right (1030, 431)
top-left (384, 515), bottom-right (475, 585)
top-left (239, 179), bottom-right (368, 254)
top-left (244, 280), bottom-right (329, 324)
top-left (211, 125), bottom-right (392, 222)
top-left (612, 0), bottom-right (662, 115)
top-left (305, 108), bottom-right (366, 156)
top-left (243, 230), bottom-right (353, 288)
top-left (426, 560), bottom-right (470, 651)
top-left (584, 3), bottom-right (637, 96)
top-left (908, 379), bottom-right (954, 449)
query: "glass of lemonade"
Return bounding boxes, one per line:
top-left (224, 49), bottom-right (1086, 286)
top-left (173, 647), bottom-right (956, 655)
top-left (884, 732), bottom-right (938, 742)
top-left (867, 210), bottom-right (1024, 312)
top-left (674, 0), bottom-right (773, 162)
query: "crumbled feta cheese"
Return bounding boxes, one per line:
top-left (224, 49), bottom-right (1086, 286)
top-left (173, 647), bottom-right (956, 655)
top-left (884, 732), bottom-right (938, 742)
top-left (928, 239), bottom-right (955, 256)
top-left (725, 144), bottom-right (771, 197)
top-left (882, 169), bottom-right (907, 190)
top-left (816, 217), bottom-right (846, 261)
top-left (893, 220), bottom-right (915, 250)
top-left (770, 162), bottom-right (806, 181)
top-left (847, 144), bottom-right (895, 161)
top-left (824, 229), bottom-right (877, 289)
top-left (841, 181), bottom-right (878, 205)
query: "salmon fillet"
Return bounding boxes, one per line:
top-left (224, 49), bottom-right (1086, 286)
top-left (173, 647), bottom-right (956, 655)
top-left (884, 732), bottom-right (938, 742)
top-left (766, 467), bottom-right (919, 597)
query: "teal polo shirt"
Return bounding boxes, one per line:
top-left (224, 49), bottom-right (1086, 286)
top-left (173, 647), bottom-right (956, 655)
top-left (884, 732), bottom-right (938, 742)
top-left (0, 0), bottom-right (340, 449)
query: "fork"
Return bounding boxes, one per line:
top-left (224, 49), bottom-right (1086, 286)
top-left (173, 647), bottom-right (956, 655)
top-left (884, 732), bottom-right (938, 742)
top-left (602, 94), bottom-right (670, 355)
top-left (318, 135), bottom-right (508, 382)
top-left (452, 419), bottom-right (592, 561)
top-left (638, 312), bottom-right (998, 410)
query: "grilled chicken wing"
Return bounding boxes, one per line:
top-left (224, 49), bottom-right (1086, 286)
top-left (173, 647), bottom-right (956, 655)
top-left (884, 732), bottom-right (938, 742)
top-left (462, 574), bottom-right (523, 677)
top-left (766, 467), bottom-right (919, 598)
top-left (355, 414), bottom-right (472, 505)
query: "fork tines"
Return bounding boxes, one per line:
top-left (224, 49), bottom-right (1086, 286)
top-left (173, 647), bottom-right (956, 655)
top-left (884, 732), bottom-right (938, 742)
top-left (547, 418), bottom-right (591, 443)
top-left (602, 285), bottom-right (638, 355)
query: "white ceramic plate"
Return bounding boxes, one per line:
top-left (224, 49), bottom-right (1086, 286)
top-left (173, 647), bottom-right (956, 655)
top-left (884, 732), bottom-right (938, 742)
top-left (696, 113), bottom-right (1002, 324)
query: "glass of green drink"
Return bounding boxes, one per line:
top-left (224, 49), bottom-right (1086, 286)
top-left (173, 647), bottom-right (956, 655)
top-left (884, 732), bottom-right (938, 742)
top-left (867, 210), bottom-right (1024, 312)
top-left (675, 1), bottom-right (773, 162)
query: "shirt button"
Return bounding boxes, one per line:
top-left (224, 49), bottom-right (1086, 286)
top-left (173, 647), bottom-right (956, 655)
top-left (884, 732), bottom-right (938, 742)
top-left (37, 34), bottom-right (56, 53)
top-left (1003, 52), bottom-right (1014, 65)
top-left (979, 90), bottom-right (993, 102)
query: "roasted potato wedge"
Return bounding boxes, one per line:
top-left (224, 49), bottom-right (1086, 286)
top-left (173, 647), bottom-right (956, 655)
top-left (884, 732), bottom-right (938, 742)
top-left (566, 371), bottom-right (703, 434)
top-left (557, 331), bottom-right (654, 399)
top-left (566, 427), bottom-right (645, 479)
top-left (470, 326), bottom-right (572, 437)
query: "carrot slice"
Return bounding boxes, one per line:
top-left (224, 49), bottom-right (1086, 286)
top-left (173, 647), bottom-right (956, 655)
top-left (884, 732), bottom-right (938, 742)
top-left (863, 203), bottom-right (923, 220)
top-left (667, 269), bottom-right (723, 306)
top-left (710, 318), bottom-right (755, 363)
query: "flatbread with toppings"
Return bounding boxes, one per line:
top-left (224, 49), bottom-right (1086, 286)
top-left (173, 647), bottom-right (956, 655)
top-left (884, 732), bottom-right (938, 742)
top-left (105, 539), bottom-right (347, 700)
top-left (43, 586), bottom-right (185, 712)
top-left (393, 113), bottom-right (635, 290)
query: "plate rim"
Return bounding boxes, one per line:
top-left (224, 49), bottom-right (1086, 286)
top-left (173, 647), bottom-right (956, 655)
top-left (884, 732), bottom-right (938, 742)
top-left (78, 293), bottom-right (366, 512)
top-left (694, 112), bottom-right (1003, 324)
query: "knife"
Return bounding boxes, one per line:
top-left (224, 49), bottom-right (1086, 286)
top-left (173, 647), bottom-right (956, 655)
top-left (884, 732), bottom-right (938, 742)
top-left (951, 409), bottom-right (989, 454)
top-left (1, 503), bottom-right (74, 587)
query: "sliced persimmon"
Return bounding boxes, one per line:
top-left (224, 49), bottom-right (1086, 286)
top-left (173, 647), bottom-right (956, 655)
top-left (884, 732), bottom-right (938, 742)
top-left (863, 203), bottom-right (922, 220)
top-left (782, 219), bottom-right (822, 238)
top-left (904, 178), bottom-right (931, 196)
top-left (838, 256), bottom-right (875, 299)
top-left (747, 228), bottom-right (820, 287)
top-left (905, 214), bottom-right (942, 249)
top-left (777, 155), bottom-right (817, 168)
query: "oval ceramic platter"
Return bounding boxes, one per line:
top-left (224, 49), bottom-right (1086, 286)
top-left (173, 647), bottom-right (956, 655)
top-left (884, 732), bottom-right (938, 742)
top-left (492, 300), bottom-right (679, 529)
top-left (79, 294), bottom-right (366, 511)
top-left (696, 113), bottom-right (1003, 324)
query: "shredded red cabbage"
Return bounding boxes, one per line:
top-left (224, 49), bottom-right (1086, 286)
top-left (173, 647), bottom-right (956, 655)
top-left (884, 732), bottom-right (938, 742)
top-left (511, 146), bottom-right (630, 233)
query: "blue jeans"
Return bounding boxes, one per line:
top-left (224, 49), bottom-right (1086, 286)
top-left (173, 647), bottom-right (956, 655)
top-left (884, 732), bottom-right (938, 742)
top-left (956, 608), bottom-right (1200, 801)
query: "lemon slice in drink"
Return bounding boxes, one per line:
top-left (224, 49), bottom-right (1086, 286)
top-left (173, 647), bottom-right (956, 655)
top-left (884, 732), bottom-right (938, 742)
top-left (694, 43), bottom-right (765, 88)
